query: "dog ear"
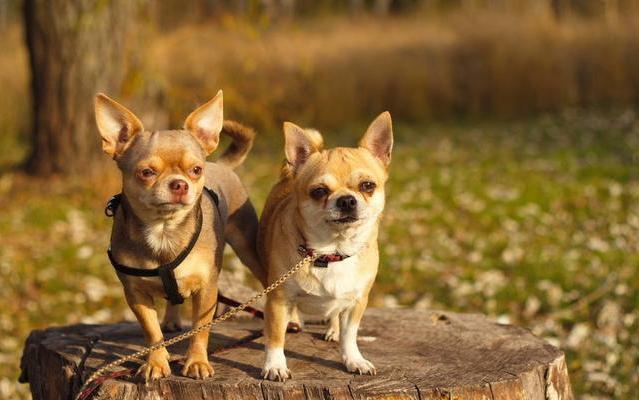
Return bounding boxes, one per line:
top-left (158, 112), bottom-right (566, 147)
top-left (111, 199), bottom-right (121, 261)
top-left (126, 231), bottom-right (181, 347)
top-left (184, 90), bottom-right (223, 155)
top-left (94, 93), bottom-right (144, 158)
top-left (359, 111), bottom-right (393, 167)
top-left (284, 121), bottom-right (321, 170)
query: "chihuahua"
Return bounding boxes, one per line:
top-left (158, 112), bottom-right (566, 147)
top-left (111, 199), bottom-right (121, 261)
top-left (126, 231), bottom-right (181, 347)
top-left (94, 91), bottom-right (265, 381)
top-left (257, 112), bottom-right (393, 380)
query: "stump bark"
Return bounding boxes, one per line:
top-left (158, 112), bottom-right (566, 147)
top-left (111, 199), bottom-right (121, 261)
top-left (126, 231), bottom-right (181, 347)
top-left (19, 309), bottom-right (573, 399)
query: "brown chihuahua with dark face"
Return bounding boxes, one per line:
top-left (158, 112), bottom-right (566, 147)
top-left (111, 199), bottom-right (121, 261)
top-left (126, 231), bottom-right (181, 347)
top-left (95, 91), bottom-right (266, 382)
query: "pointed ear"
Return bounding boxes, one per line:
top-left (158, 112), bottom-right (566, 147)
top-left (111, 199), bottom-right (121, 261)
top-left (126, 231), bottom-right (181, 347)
top-left (359, 111), bottom-right (393, 167)
top-left (94, 93), bottom-right (144, 158)
top-left (184, 90), bottom-right (223, 154)
top-left (284, 122), bottom-right (321, 170)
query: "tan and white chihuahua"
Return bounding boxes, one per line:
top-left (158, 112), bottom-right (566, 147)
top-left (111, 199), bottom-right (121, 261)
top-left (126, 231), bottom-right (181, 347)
top-left (95, 91), bottom-right (265, 381)
top-left (258, 112), bottom-right (393, 381)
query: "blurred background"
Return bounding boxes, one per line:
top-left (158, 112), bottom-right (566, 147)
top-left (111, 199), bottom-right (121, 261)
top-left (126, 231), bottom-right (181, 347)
top-left (1, 0), bottom-right (638, 398)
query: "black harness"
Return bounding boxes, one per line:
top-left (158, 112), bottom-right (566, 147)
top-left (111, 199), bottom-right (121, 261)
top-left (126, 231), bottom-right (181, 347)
top-left (104, 188), bottom-right (219, 305)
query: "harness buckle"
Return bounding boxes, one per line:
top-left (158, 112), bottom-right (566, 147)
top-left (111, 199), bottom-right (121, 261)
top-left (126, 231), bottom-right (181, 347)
top-left (313, 258), bottom-right (329, 268)
top-left (298, 245), bottom-right (311, 257)
top-left (104, 195), bottom-right (120, 217)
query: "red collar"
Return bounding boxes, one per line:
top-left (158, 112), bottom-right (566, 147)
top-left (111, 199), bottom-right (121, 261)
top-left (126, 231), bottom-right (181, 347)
top-left (298, 244), bottom-right (350, 268)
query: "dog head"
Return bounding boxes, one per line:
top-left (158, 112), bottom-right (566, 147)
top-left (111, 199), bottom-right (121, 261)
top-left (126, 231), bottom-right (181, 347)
top-left (284, 112), bottom-right (393, 248)
top-left (95, 91), bottom-right (224, 220)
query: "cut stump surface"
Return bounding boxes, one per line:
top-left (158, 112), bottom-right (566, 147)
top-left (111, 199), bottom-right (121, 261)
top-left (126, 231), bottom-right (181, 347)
top-left (19, 309), bottom-right (573, 399)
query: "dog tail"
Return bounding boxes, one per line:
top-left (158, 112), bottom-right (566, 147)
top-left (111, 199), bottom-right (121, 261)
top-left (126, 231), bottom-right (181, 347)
top-left (217, 120), bottom-right (255, 169)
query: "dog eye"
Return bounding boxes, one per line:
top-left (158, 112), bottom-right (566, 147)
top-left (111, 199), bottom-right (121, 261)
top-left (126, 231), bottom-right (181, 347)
top-left (359, 181), bottom-right (376, 193)
top-left (309, 187), bottom-right (329, 200)
top-left (139, 168), bottom-right (156, 179)
top-left (191, 166), bottom-right (203, 176)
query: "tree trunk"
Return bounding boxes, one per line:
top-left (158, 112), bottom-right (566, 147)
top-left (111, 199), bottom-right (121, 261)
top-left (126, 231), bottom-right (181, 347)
top-left (23, 0), bottom-right (134, 176)
top-left (373, 0), bottom-right (392, 15)
top-left (550, 0), bottom-right (566, 20)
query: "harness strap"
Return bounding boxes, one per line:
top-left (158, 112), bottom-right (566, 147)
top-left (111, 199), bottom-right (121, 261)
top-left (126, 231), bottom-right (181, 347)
top-left (204, 186), bottom-right (219, 208)
top-left (106, 187), bottom-right (219, 305)
top-left (158, 264), bottom-right (185, 305)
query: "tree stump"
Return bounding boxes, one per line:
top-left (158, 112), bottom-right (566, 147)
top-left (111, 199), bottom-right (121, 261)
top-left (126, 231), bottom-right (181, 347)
top-left (19, 309), bottom-right (573, 399)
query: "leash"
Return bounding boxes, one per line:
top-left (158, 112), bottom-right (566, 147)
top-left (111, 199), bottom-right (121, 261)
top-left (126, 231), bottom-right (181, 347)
top-left (75, 254), bottom-right (316, 400)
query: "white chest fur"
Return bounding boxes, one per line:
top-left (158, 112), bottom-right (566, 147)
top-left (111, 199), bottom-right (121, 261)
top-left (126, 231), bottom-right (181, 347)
top-left (286, 254), bottom-right (372, 318)
top-left (142, 206), bottom-right (195, 256)
top-left (144, 219), bottom-right (183, 255)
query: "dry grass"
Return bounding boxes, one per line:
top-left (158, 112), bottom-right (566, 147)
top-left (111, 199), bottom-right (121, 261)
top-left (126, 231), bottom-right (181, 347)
top-left (140, 11), bottom-right (639, 132)
top-left (4, 11), bottom-right (639, 146)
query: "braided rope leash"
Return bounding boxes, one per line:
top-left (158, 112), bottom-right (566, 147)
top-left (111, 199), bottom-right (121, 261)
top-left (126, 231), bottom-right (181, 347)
top-left (75, 254), bottom-right (315, 400)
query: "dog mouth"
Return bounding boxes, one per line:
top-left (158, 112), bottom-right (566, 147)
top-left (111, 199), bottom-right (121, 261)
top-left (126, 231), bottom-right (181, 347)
top-left (329, 216), bottom-right (359, 224)
top-left (154, 195), bottom-right (193, 208)
top-left (153, 201), bottom-right (188, 209)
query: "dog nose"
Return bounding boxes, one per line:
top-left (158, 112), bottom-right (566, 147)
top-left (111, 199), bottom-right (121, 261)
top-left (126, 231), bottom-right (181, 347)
top-left (169, 179), bottom-right (189, 195)
top-left (336, 195), bottom-right (357, 212)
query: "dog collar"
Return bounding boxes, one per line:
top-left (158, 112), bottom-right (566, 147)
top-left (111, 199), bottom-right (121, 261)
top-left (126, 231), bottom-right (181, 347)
top-left (297, 244), bottom-right (351, 268)
top-left (104, 187), bottom-right (219, 305)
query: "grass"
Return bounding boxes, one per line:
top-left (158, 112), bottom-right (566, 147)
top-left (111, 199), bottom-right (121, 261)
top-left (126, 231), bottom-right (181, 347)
top-left (4, 110), bottom-right (637, 398)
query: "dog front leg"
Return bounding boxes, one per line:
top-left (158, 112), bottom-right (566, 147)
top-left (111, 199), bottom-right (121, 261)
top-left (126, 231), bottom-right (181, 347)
top-left (125, 293), bottom-right (171, 381)
top-left (182, 286), bottom-right (217, 379)
top-left (262, 289), bottom-right (291, 381)
top-left (340, 296), bottom-right (376, 375)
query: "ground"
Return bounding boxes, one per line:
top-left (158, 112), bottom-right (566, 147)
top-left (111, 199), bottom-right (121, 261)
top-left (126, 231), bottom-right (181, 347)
top-left (0, 110), bottom-right (638, 399)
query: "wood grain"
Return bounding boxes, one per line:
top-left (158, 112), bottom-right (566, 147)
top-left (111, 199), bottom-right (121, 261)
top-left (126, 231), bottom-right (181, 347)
top-left (19, 309), bottom-right (573, 399)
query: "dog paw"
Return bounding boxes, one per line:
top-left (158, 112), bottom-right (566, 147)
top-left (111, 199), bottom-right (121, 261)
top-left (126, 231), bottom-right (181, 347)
top-left (344, 357), bottom-right (376, 375)
top-left (262, 365), bottom-right (292, 382)
top-left (161, 320), bottom-right (182, 333)
top-left (324, 327), bottom-right (339, 342)
top-left (262, 347), bottom-right (290, 381)
top-left (288, 308), bottom-right (304, 330)
top-left (137, 350), bottom-right (171, 382)
top-left (182, 356), bottom-right (214, 379)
